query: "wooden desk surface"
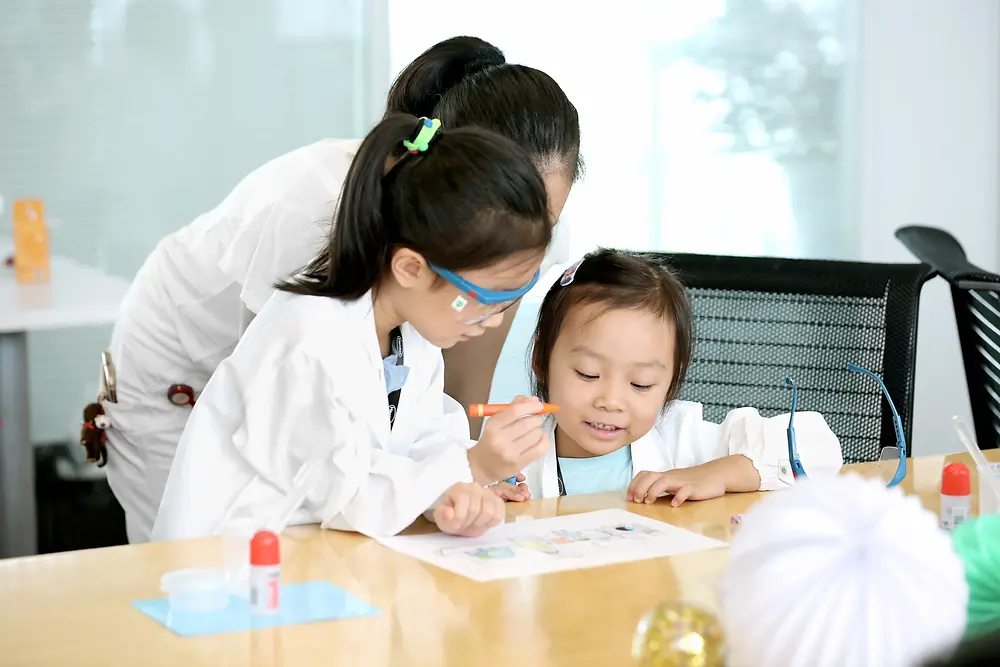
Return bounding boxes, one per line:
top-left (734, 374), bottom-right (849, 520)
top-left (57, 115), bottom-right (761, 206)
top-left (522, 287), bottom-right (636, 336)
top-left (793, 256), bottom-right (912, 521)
top-left (3, 452), bottom-right (997, 667)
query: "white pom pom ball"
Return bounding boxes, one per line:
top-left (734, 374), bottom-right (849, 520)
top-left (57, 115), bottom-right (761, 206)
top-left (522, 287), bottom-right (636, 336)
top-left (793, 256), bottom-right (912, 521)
top-left (720, 474), bottom-right (967, 667)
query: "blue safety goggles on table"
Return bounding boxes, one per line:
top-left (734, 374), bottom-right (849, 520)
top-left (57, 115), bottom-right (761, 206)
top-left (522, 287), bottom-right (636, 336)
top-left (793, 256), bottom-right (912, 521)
top-left (785, 363), bottom-right (907, 487)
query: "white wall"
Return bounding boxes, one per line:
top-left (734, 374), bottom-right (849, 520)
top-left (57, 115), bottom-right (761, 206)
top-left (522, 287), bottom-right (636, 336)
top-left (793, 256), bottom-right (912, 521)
top-left (857, 0), bottom-right (1000, 454)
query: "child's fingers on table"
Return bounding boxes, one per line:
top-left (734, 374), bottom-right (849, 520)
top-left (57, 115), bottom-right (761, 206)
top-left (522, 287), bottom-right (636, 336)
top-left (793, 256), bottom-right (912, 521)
top-left (645, 474), bottom-right (686, 503)
top-left (450, 488), bottom-right (472, 526)
top-left (668, 485), bottom-right (695, 507)
top-left (460, 491), bottom-right (483, 531)
top-left (435, 505), bottom-right (457, 532)
top-left (493, 483), bottom-right (527, 502)
top-left (628, 471), bottom-right (662, 502)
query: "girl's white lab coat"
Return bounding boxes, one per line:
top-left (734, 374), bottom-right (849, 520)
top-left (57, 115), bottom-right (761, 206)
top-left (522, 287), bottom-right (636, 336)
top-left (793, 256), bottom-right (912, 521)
top-left (150, 290), bottom-right (475, 541)
top-left (522, 401), bottom-right (844, 498)
top-left (105, 138), bottom-right (573, 543)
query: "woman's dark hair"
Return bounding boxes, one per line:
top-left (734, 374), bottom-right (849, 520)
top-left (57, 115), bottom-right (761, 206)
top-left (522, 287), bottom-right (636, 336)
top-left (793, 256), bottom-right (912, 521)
top-left (530, 249), bottom-right (694, 404)
top-left (279, 114), bottom-right (550, 299)
top-left (385, 36), bottom-right (583, 181)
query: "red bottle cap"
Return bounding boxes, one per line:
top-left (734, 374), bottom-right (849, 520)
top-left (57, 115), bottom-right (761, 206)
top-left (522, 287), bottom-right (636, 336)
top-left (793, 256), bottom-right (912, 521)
top-left (249, 530), bottom-right (280, 566)
top-left (941, 462), bottom-right (971, 496)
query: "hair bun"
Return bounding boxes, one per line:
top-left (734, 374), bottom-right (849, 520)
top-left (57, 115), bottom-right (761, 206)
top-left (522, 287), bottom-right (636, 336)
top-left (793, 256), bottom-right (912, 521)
top-left (464, 45), bottom-right (506, 77)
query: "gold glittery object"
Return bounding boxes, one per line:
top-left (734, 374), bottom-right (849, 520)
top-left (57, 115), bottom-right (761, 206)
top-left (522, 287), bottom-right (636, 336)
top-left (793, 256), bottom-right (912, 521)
top-left (632, 601), bottom-right (725, 667)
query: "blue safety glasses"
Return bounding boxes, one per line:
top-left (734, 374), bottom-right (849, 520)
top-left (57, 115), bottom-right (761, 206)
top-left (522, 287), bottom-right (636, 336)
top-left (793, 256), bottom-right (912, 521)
top-left (429, 264), bottom-right (539, 325)
top-left (785, 363), bottom-right (907, 487)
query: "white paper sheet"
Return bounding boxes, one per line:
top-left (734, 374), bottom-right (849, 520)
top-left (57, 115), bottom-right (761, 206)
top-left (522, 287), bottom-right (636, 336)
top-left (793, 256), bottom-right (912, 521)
top-left (376, 509), bottom-right (729, 582)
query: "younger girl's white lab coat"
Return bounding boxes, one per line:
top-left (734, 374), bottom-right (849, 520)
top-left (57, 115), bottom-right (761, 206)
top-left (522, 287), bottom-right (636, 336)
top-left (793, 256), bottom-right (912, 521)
top-left (150, 290), bottom-right (475, 541)
top-left (522, 401), bottom-right (844, 498)
top-left (103, 138), bottom-right (571, 543)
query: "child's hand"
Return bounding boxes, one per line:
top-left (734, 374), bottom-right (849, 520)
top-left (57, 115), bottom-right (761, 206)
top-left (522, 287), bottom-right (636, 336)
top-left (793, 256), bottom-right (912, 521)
top-left (628, 469), bottom-right (727, 507)
top-left (467, 396), bottom-right (548, 484)
top-left (434, 482), bottom-right (505, 537)
top-left (490, 472), bottom-right (531, 502)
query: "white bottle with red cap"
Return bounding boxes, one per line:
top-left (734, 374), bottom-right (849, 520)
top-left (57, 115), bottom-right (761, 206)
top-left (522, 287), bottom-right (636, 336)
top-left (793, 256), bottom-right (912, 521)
top-left (940, 462), bottom-right (972, 531)
top-left (249, 529), bottom-right (281, 615)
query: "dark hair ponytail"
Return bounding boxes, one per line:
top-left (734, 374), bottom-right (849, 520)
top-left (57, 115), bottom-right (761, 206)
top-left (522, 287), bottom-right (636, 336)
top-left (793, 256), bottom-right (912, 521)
top-left (386, 36), bottom-right (582, 181)
top-left (279, 114), bottom-right (551, 300)
top-left (386, 36), bottom-right (505, 119)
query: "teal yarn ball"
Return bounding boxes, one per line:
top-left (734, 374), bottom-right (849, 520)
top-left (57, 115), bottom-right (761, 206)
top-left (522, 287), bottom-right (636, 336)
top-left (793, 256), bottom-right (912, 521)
top-left (952, 514), bottom-right (1000, 637)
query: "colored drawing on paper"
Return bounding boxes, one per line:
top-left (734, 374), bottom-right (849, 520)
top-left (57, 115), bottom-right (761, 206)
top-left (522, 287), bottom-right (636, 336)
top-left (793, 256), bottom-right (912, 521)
top-left (377, 509), bottom-right (729, 582)
top-left (439, 522), bottom-right (663, 561)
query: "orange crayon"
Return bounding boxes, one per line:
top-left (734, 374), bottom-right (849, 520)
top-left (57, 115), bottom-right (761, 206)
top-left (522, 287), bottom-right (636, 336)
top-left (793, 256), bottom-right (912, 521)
top-left (468, 403), bottom-right (560, 418)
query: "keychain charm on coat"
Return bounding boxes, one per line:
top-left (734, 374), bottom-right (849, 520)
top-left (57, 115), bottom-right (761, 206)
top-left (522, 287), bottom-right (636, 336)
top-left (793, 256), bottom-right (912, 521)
top-left (80, 403), bottom-right (110, 466)
top-left (167, 384), bottom-right (196, 407)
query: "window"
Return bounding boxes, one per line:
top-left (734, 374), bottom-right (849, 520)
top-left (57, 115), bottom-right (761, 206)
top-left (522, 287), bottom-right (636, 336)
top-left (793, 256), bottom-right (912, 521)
top-left (387, 0), bottom-right (852, 404)
top-left (389, 0), bottom-right (850, 258)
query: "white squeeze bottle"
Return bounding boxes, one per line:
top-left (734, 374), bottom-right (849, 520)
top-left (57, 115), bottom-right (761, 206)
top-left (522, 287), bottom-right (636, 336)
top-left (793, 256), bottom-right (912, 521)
top-left (940, 462), bottom-right (972, 531)
top-left (249, 529), bottom-right (281, 615)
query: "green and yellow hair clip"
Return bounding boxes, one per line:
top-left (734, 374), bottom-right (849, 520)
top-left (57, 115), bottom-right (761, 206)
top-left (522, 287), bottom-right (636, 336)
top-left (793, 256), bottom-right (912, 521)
top-left (402, 117), bottom-right (442, 154)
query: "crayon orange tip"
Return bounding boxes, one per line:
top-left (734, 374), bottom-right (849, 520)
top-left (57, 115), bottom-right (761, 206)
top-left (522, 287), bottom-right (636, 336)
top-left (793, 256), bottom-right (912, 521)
top-left (467, 403), bottom-right (560, 418)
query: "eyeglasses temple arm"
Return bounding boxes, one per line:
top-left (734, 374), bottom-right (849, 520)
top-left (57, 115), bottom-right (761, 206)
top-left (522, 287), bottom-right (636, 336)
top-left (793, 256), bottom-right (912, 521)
top-left (785, 377), bottom-right (807, 480)
top-left (846, 363), bottom-right (908, 487)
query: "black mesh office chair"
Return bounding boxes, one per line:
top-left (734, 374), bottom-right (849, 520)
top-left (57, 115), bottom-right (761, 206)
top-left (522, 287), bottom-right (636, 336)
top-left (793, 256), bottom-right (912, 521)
top-left (651, 252), bottom-right (935, 464)
top-left (896, 225), bottom-right (1000, 450)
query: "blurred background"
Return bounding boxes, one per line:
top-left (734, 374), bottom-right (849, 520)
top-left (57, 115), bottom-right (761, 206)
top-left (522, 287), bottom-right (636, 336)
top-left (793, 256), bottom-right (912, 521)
top-left (1, 0), bottom-right (997, 550)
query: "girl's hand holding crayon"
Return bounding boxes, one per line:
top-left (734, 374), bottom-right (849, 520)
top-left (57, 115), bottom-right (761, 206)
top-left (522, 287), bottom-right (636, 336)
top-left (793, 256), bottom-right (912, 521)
top-left (467, 396), bottom-right (549, 485)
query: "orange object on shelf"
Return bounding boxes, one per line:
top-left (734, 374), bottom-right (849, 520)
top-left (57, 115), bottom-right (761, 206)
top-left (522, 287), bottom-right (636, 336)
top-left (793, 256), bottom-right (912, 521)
top-left (12, 198), bottom-right (50, 284)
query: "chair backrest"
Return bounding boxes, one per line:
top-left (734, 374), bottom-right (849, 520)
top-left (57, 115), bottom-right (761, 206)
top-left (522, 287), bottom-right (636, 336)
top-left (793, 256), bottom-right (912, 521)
top-left (650, 252), bottom-right (934, 464)
top-left (896, 225), bottom-right (1000, 450)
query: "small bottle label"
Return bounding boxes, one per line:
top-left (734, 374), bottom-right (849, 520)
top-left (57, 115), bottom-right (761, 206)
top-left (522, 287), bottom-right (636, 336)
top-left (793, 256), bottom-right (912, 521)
top-left (249, 566), bottom-right (280, 615)
top-left (940, 498), bottom-right (972, 531)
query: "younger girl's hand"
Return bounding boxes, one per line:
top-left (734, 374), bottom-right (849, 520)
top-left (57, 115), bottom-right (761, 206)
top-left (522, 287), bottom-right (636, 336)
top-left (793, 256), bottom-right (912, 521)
top-left (434, 482), bottom-right (505, 536)
top-left (628, 469), bottom-right (727, 507)
top-left (490, 472), bottom-right (531, 502)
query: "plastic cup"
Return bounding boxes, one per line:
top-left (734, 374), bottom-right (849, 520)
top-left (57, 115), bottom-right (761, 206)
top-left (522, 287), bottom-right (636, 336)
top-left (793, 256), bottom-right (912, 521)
top-left (160, 568), bottom-right (230, 614)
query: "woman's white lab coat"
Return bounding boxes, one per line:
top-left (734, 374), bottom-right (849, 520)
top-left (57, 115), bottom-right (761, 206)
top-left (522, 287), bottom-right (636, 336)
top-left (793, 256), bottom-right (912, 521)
top-left (102, 138), bottom-right (572, 543)
top-left (522, 401), bottom-right (844, 498)
top-left (150, 290), bottom-right (475, 541)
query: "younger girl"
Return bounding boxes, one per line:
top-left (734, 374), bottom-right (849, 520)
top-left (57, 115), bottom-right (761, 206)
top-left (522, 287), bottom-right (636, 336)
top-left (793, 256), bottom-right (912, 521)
top-left (150, 115), bottom-right (552, 541)
top-left (521, 249), bottom-right (844, 501)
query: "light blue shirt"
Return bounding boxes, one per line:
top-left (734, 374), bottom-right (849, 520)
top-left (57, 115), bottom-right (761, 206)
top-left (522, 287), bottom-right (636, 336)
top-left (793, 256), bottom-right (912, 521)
top-left (383, 333), bottom-right (409, 393)
top-left (558, 446), bottom-right (634, 495)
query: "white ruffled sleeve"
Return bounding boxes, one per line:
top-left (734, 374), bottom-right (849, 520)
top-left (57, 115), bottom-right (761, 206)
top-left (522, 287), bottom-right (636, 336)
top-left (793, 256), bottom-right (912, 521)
top-left (652, 402), bottom-right (844, 492)
top-left (713, 408), bottom-right (844, 491)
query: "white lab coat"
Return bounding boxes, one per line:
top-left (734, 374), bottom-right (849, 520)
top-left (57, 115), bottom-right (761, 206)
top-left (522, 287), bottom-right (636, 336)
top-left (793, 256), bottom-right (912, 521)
top-left (103, 138), bottom-right (571, 543)
top-left (150, 290), bottom-right (476, 542)
top-left (522, 401), bottom-right (844, 498)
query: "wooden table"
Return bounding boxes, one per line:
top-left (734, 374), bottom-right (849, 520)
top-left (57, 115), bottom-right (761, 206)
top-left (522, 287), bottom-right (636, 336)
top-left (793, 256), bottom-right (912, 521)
top-left (2, 452), bottom-right (996, 667)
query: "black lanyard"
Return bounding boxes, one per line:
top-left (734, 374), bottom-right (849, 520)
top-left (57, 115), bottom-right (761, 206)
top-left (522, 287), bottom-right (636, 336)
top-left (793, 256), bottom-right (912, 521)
top-left (386, 327), bottom-right (404, 430)
top-left (556, 458), bottom-right (566, 497)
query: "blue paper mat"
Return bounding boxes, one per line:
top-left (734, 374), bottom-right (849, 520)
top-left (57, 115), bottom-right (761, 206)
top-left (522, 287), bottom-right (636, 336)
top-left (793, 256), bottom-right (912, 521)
top-left (133, 581), bottom-right (380, 637)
